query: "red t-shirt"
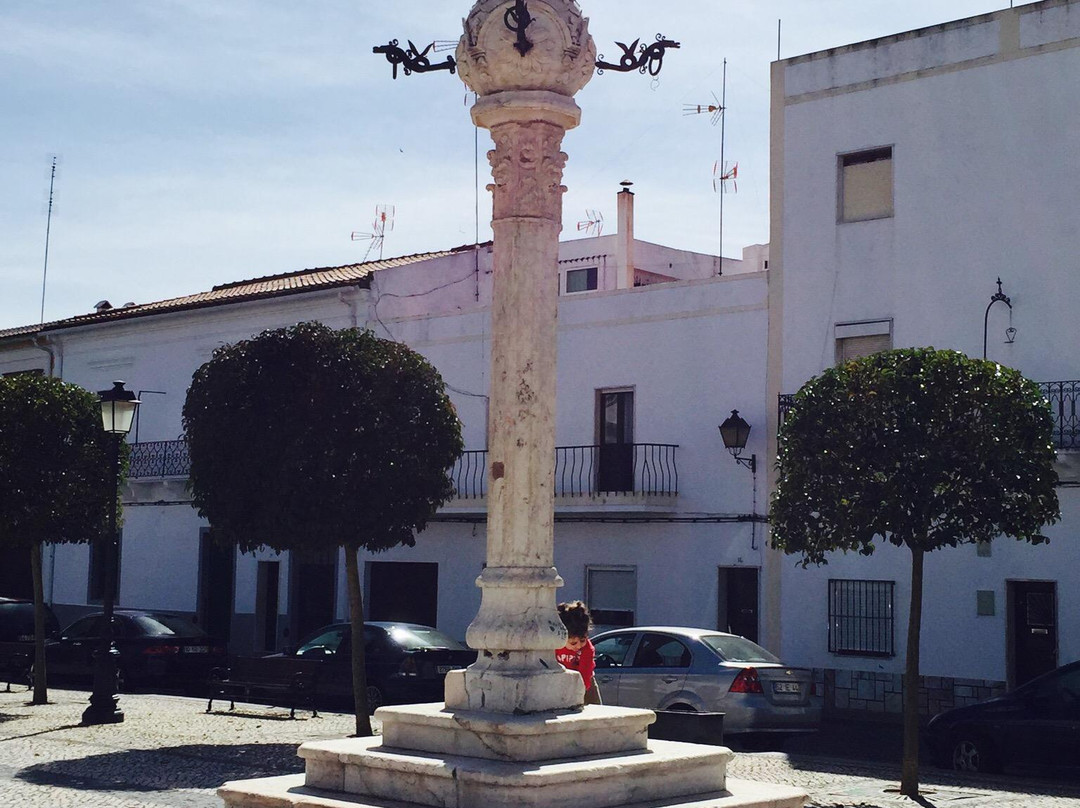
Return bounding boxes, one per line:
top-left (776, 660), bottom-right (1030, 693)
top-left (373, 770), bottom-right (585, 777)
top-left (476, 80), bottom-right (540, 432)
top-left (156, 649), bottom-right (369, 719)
top-left (556, 638), bottom-right (595, 690)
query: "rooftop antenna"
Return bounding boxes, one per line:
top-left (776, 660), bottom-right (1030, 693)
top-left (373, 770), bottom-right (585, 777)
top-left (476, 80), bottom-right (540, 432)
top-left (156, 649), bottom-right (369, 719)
top-left (351, 205), bottom-right (395, 262)
top-left (577, 209), bottom-right (604, 236)
top-left (685, 59), bottom-right (730, 273)
top-left (40, 155), bottom-right (59, 324)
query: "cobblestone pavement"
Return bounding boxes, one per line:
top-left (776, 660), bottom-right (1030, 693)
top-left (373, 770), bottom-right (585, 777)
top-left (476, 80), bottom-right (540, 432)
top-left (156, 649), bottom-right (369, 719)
top-left (2, 687), bottom-right (1079, 807)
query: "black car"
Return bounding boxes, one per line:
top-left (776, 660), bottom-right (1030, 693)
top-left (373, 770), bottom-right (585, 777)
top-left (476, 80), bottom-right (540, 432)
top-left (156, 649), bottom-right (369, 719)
top-left (286, 622), bottom-right (476, 709)
top-left (926, 660), bottom-right (1080, 775)
top-left (0, 597), bottom-right (61, 686)
top-left (46, 610), bottom-right (227, 692)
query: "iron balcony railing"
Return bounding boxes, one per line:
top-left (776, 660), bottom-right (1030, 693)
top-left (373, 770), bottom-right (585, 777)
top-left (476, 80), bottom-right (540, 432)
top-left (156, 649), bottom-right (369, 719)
top-left (452, 444), bottom-right (679, 499)
top-left (129, 440), bottom-right (191, 479)
top-left (128, 439), bottom-right (680, 496)
top-left (779, 380), bottom-right (1080, 450)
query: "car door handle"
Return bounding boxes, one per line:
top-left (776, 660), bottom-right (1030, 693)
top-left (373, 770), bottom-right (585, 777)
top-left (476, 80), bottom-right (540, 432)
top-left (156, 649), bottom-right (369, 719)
top-left (596, 675), bottom-right (614, 684)
top-left (662, 676), bottom-right (679, 683)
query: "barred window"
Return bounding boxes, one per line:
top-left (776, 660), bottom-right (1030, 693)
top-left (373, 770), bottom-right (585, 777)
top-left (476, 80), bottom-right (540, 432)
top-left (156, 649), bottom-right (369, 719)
top-left (828, 579), bottom-right (895, 657)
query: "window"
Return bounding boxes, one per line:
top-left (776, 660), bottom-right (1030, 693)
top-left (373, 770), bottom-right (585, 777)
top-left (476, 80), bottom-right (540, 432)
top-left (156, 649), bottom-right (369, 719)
top-left (828, 579), bottom-right (895, 657)
top-left (835, 320), bottom-right (892, 364)
top-left (88, 531), bottom-right (122, 604)
top-left (586, 566), bottom-right (636, 628)
top-left (594, 633), bottom-right (635, 668)
top-left (839, 147), bottom-right (893, 222)
top-left (631, 633), bottom-right (692, 668)
top-left (565, 267), bottom-right (598, 294)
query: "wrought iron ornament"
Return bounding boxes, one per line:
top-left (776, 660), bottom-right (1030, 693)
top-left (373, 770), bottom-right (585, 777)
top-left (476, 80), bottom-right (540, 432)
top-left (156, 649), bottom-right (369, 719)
top-left (373, 39), bottom-right (456, 79)
top-left (504, 0), bottom-right (535, 56)
top-left (596, 34), bottom-right (680, 76)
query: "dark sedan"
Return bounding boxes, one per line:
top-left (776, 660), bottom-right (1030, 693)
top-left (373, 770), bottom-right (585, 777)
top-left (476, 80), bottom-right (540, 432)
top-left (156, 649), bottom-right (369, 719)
top-left (926, 660), bottom-right (1080, 775)
top-left (286, 622), bottom-right (476, 709)
top-left (47, 611), bottom-right (227, 692)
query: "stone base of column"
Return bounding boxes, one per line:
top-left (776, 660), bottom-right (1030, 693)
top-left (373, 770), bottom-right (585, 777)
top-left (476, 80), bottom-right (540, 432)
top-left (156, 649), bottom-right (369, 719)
top-left (218, 703), bottom-right (808, 808)
top-left (443, 655), bottom-right (584, 714)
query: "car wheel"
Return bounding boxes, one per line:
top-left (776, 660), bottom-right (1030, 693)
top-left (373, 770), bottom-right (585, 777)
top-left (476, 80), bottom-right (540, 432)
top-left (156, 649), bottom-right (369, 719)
top-left (366, 685), bottom-right (384, 711)
top-left (950, 732), bottom-right (1001, 773)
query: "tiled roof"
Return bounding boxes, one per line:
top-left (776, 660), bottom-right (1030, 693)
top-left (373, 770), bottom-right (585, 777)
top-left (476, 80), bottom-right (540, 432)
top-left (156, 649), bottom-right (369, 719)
top-left (0, 245), bottom-right (481, 342)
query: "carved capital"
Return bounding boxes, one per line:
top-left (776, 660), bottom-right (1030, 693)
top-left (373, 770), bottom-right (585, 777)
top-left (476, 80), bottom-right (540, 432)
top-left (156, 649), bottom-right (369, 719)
top-left (457, 0), bottom-right (596, 97)
top-left (486, 122), bottom-right (568, 222)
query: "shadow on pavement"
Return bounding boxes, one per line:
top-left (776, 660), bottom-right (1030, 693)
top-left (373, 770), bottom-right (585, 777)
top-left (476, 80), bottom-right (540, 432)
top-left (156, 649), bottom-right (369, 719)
top-left (16, 742), bottom-right (303, 792)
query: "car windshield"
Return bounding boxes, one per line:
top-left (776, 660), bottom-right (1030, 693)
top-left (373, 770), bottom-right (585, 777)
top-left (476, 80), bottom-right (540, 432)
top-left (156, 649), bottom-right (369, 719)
top-left (700, 635), bottom-right (780, 664)
top-left (386, 626), bottom-right (465, 651)
top-left (130, 614), bottom-right (207, 637)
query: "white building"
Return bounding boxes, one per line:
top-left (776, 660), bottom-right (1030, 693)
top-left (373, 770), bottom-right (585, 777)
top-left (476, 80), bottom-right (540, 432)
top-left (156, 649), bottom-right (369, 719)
top-left (0, 186), bottom-right (772, 659)
top-left (767, 0), bottom-right (1080, 717)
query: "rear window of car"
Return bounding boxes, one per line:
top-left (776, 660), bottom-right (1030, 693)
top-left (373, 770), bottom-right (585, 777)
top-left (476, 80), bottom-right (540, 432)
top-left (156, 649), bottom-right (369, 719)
top-left (700, 635), bottom-right (780, 664)
top-left (386, 626), bottom-right (465, 651)
top-left (130, 614), bottom-right (207, 637)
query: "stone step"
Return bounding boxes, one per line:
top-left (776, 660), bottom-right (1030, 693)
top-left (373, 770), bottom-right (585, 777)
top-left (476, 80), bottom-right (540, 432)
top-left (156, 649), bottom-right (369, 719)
top-left (375, 702), bottom-right (655, 762)
top-left (297, 735), bottom-right (731, 808)
top-left (218, 773), bottom-right (806, 808)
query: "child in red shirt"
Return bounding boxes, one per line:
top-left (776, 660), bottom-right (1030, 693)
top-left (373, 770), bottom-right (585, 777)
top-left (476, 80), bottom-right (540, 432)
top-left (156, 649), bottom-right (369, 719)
top-left (555, 601), bottom-right (601, 705)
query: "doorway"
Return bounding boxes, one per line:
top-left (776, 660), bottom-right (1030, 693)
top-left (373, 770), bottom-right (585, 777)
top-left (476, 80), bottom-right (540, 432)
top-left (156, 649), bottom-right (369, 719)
top-left (597, 390), bottom-right (634, 493)
top-left (197, 529), bottom-right (235, 642)
top-left (254, 561), bottom-right (280, 653)
top-left (368, 562), bottom-right (439, 626)
top-left (1007, 580), bottom-right (1057, 687)
top-left (289, 548), bottom-right (336, 644)
top-left (718, 567), bottom-right (759, 642)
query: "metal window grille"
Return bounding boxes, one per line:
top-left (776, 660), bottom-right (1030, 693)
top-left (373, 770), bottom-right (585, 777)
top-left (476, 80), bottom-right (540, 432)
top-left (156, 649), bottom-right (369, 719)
top-left (828, 579), bottom-right (895, 657)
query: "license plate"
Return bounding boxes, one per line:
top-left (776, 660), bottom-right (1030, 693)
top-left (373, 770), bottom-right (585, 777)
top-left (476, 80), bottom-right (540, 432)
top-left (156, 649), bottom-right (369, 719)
top-left (774, 682), bottom-right (800, 694)
top-left (437, 665), bottom-right (464, 674)
top-left (183, 646), bottom-right (210, 654)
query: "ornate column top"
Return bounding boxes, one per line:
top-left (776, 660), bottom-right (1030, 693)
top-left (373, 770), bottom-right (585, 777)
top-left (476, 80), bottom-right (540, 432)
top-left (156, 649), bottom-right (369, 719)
top-left (456, 0), bottom-right (596, 97)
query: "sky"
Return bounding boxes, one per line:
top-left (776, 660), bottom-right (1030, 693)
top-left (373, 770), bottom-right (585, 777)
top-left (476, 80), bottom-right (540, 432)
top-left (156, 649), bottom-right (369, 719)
top-left (1, 0), bottom-right (1006, 331)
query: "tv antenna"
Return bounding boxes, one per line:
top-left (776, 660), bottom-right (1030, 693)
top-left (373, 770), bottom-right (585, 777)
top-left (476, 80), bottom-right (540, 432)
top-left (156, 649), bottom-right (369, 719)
top-left (40, 155), bottom-right (60, 324)
top-left (351, 205), bottom-right (395, 262)
top-left (685, 59), bottom-right (729, 273)
top-left (577, 210), bottom-right (604, 236)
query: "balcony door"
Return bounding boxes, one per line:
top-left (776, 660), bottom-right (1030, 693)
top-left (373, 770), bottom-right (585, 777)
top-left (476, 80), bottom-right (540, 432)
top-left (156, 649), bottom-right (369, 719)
top-left (597, 390), bottom-right (634, 493)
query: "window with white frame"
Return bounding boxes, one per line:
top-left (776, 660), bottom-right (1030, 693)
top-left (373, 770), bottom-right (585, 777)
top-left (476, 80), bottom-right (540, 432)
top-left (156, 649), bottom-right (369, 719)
top-left (835, 319), bottom-right (893, 365)
top-left (839, 147), bottom-right (893, 223)
top-left (564, 267), bottom-right (598, 294)
top-left (828, 579), bottom-right (895, 657)
top-left (586, 566), bottom-right (636, 628)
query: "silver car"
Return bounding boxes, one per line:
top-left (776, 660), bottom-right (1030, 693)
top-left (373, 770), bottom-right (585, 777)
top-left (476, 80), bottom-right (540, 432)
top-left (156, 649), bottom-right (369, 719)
top-left (591, 626), bottom-right (821, 736)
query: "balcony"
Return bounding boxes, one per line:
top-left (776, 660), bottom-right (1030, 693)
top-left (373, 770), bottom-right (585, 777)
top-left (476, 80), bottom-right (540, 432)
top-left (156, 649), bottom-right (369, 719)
top-left (128, 440), bottom-right (679, 511)
top-left (778, 380), bottom-right (1080, 451)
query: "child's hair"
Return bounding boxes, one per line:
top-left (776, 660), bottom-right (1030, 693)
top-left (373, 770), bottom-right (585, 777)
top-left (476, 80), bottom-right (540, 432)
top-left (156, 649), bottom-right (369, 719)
top-left (557, 600), bottom-right (593, 638)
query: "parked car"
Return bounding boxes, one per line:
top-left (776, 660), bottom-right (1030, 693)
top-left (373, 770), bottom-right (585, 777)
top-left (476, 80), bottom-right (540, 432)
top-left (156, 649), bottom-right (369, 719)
top-left (284, 621), bottom-right (477, 709)
top-left (0, 597), bottom-right (61, 686)
top-left (46, 610), bottom-right (227, 692)
top-left (591, 626), bottom-right (821, 737)
top-left (926, 660), bottom-right (1080, 775)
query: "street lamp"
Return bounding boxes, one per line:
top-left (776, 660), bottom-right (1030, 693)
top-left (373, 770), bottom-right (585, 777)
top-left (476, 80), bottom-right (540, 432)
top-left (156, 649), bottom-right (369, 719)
top-left (718, 409), bottom-right (756, 474)
top-left (82, 381), bottom-right (139, 726)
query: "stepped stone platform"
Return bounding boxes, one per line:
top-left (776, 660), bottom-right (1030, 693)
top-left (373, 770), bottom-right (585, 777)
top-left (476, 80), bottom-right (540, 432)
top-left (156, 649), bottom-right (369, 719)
top-left (218, 704), bottom-right (807, 808)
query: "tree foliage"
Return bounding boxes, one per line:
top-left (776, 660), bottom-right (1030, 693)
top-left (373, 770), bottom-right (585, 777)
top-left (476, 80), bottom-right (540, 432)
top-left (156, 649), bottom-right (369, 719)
top-left (182, 323), bottom-right (464, 554)
top-left (182, 322), bottom-right (464, 736)
top-left (771, 348), bottom-right (1059, 563)
top-left (0, 373), bottom-right (117, 704)
top-left (770, 348), bottom-right (1060, 796)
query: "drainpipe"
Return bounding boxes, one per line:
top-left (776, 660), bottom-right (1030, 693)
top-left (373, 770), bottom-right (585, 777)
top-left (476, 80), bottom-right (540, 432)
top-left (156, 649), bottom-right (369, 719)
top-left (616, 181), bottom-right (635, 290)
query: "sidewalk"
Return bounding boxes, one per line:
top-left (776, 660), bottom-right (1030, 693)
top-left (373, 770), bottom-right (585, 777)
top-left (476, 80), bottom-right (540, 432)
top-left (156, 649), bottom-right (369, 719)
top-left (1, 687), bottom-right (1078, 807)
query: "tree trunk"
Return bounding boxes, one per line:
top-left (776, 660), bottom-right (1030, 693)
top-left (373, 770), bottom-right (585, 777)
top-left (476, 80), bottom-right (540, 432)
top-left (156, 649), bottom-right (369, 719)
top-left (344, 544), bottom-right (372, 737)
top-left (900, 546), bottom-right (925, 796)
top-left (30, 542), bottom-right (48, 705)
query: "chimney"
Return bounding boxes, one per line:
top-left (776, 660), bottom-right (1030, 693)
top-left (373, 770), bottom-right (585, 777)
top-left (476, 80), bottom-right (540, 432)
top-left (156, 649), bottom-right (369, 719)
top-left (616, 181), bottom-right (635, 289)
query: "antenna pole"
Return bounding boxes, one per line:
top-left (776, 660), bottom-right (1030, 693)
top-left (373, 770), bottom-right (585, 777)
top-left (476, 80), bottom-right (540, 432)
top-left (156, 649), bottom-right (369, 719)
top-left (718, 59), bottom-right (727, 275)
top-left (777, 19), bottom-right (782, 61)
top-left (40, 156), bottom-right (57, 324)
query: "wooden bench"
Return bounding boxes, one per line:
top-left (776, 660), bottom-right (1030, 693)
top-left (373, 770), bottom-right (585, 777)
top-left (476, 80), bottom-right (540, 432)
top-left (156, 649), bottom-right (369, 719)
top-left (0, 642), bottom-right (32, 692)
top-left (206, 656), bottom-right (319, 718)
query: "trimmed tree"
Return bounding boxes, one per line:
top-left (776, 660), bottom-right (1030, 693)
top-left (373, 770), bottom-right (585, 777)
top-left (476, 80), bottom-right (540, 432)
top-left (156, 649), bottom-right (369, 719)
top-left (0, 374), bottom-right (115, 704)
top-left (182, 322), bottom-right (463, 736)
top-left (770, 348), bottom-right (1059, 796)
